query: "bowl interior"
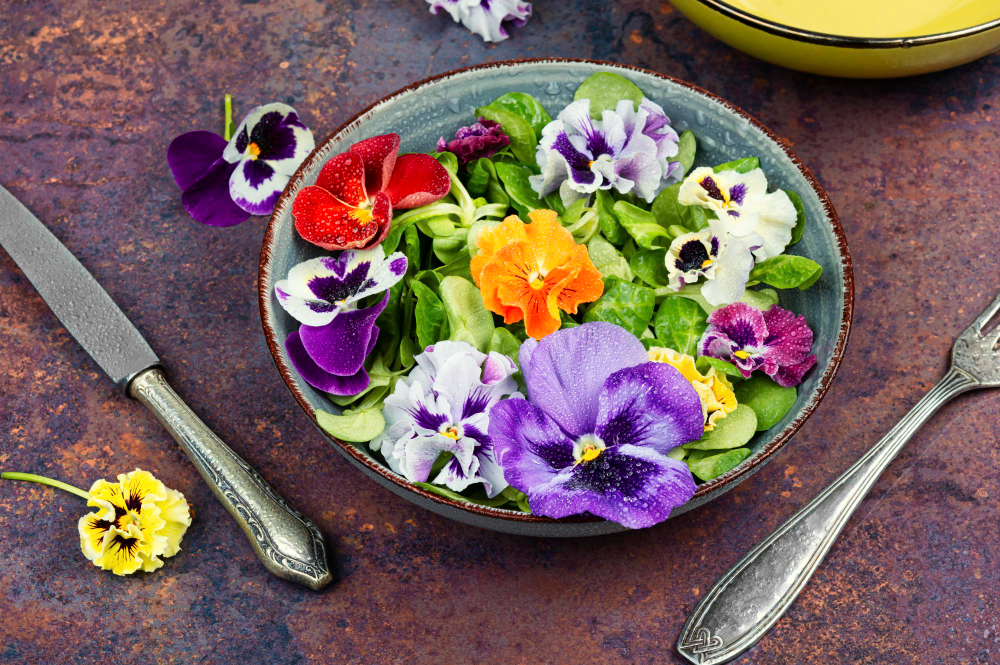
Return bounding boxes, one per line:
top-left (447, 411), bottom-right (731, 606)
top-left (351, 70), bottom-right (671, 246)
top-left (260, 59), bottom-right (853, 537)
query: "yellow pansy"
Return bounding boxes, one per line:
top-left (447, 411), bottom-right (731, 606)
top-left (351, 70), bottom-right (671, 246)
top-left (78, 469), bottom-right (192, 575)
top-left (648, 347), bottom-right (737, 431)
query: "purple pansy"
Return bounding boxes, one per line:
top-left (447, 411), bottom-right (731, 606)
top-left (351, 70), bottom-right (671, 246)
top-left (274, 246), bottom-right (408, 327)
top-left (427, 0), bottom-right (532, 42)
top-left (488, 322), bottom-right (703, 529)
top-left (699, 302), bottom-right (818, 387)
top-left (437, 117), bottom-right (511, 164)
top-left (375, 341), bottom-right (521, 497)
top-left (276, 246), bottom-right (406, 396)
top-left (678, 167), bottom-right (797, 261)
top-left (167, 103), bottom-right (314, 227)
top-left (530, 98), bottom-right (680, 204)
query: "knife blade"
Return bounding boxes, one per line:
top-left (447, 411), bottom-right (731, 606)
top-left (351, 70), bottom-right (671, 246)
top-left (0, 185), bottom-right (331, 590)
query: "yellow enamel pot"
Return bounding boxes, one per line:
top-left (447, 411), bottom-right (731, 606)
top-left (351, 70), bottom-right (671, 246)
top-left (671, 0), bottom-right (1000, 78)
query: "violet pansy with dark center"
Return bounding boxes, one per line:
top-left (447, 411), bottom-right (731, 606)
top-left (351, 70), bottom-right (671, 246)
top-left (375, 341), bottom-right (521, 497)
top-left (167, 102), bottom-right (314, 226)
top-left (488, 322), bottom-right (704, 529)
top-left (276, 246), bottom-right (406, 395)
top-left (699, 302), bottom-right (818, 388)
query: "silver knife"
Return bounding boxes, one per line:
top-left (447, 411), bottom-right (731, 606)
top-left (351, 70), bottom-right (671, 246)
top-left (0, 185), bottom-right (332, 590)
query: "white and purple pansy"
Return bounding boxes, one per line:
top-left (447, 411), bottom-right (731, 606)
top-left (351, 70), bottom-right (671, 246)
top-left (699, 302), bottom-right (818, 388)
top-left (274, 246), bottom-right (408, 327)
top-left (277, 246), bottom-right (406, 396)
top-left (488, 322), bottom-right (704, 529)
top-left (427, 0), bottom-right (532, 42)
top-left (666, 221), bottom-right (764, 306)
top-left (375, 341), bottom-right (521, 498)
top-left (530, 98), bottom-right (680, 204)
top-left (678, 167), bottom-right (797, 260)
top-left (222, 103), bottom-right (315, 216)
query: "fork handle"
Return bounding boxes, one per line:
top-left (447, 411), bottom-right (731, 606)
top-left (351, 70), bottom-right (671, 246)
top-left (677, 367), bottom-right (977, 665)
top-left (129, 368), bottom-right (332, 590)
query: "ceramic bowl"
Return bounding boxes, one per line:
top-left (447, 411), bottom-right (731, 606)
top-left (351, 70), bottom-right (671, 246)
top-left (672, 0), bottom-right (1000, 78)
top-left (259, 58), bottom-right (854, 537)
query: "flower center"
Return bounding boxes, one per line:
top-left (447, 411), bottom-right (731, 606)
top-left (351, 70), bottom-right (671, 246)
top-left (351, 208), bottom-right (372, 225)
top-left (527, 270), bottom-right (546, 290)
top-left (439, 425), bottom-right (462, 440)
top-left (734, 350), bottom-right (751, 360)
top-left (701, 258), bottom-right (714, 269)
top-left (118, 509), bottom-right (142, 530)
top-left (246, 142), bottom-right (261, 160)
top-left (573, 434), bottom-right (606, 465)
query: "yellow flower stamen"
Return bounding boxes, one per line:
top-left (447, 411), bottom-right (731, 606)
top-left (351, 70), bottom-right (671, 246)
top-left (529, 276), bottom-right (545, 290)
top-left (352, 208), bottom-right (372, 225)
top-left (440, 426), bottom-right (460, 440)
top-left (246, 142), bottom-right (261, 160)
top-left (734, 350), bottom-right (751, 360)
top-left (579, 447), bottom-right (602, 463)
top-left (701, 259), bottom-right (714, 269)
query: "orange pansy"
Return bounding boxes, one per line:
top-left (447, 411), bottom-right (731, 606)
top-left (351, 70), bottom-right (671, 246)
top-left (470, 209), bottom-right (604, 340)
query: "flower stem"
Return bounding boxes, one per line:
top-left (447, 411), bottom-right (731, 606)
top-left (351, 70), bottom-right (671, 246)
top-left (1, 472), bottom-right (90, 500)
top-left (223, 94), bottom-right (234, 141)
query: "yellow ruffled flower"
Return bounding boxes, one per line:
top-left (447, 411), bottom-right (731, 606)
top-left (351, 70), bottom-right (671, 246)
top-left (648, 347), bottom-right (737, 431)
top-left (78, 469), bottom-right (192, 575)
top-left (1, 468), bottom-right (191, 576)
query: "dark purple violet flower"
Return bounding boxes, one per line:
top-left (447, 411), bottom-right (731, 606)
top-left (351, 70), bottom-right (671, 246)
top-left (699, 302), bottom-right (818, 387)
top-left (488, 322), bottom-right (704, 529)
top-left (167, 103), bottom-right (314, 226)
top-left (436, 117), bottom-right (511, 165)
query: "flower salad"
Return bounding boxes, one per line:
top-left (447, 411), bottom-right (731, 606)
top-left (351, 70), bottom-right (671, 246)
top-left (276, 72), bottom-right (825, 529)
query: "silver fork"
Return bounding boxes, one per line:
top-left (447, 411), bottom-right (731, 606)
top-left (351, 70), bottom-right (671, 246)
top-left (677, 291), bottom-right (1000, 665)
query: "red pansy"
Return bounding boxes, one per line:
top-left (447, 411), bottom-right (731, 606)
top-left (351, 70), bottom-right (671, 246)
top-left (292, 133), bottom-right (451, 250)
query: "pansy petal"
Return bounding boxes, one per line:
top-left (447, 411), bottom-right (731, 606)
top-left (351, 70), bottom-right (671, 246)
top-left (704, 301), bottom-right (767, 350)
top-left (761, 305), bottom-right (815, 366)
top-left (78, 512), bottom-right (112, 562)
top-left (595, 362), bottom-right (704, 455)
top-left (167, 130), bottom-right (227, 191)
top-left (751, 189), bottom-right (798, 260)
top-left (523, 321), bottom-right (648, 437)
top-left (349, 133), bottom-right (400, 195)
top-left (488, 396), bottom-right (576, 492)
top-left (529, 445), bottom-right (695, 528)
top-left (383, 153), bottom-right (452, 209)
top-left (771, 354), bottom-right (817, 388)
top-left (292, 185), bottom-right (380, 250)
top-left (274, 280), bottom-right (340, 327)
top-left (180, 158), bottom-right (250, 227)
top-left (285, 328), bottom-right (375, 395)
top-left (298, 291), bottom-right (389, 375)
top-left (229, 158), bottom-right (287, 215)
top-left (248, 106), bottom-right (314, 176)
top-left (313, 152), bottom-right (368, 206)
top-left (700, 231), bottom-right (761, 307)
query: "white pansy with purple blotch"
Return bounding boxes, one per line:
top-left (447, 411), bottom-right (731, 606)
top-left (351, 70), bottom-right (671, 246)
top-left (530, 97), bottom-right (680, 204)
top-left (678, 166), bottom-right (797, 260)
top-left (222, 103), bottom-right (315, 216)
top-left (426, 0), bottom-right (532, 42)
top-left (374, 341), bottom-right (521, 498)
top-left (666, 220), bottom-right (763, 306)
top-left (275, 246), bottom-right (407, 327)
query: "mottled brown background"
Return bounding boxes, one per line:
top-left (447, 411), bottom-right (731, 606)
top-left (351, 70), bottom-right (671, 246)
top-left (1, 1), bottom-right (998, 663)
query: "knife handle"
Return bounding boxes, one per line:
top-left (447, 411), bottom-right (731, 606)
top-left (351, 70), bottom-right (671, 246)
top-left (128, 368), bottom-right (332, 590)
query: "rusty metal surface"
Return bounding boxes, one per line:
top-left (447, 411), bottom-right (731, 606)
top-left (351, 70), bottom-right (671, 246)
top-left (0, 2), bottom-right (997, 663)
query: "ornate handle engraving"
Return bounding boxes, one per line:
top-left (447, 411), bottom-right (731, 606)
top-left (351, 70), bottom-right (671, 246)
top-left (129, 369), bottom-right (332, 590)
top-left (678, 368), bottom-right (977, 664)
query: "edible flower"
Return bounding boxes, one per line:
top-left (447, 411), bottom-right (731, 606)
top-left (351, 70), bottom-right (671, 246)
top-left (2, 469), bottom-right (191, 575)
top-left (470, 209), bottom-right (604, 340)
top-left (275, 246), bottom-right (408, 327)
top-left (699, 302), bottom-right (817, 387)
top-left (293, 133), bottom-right (451, 251)
top-left (437, 117), bottom-right (511, 164)
top-left (426, 0), bottom-right (532, 42)
top-left (489, 322), bottom-right (703, 528)
top-left (678, 167), bottom-right (797, 260)
top-left (375, 341), bottom-right (520, 497)
top-left (530, 97), bottom-right (680, 204)
top-left (666, 221), bottom-right (762, 306)
top-left (647, 346), bottom-right (737, 431)
top-left (279, 247), bottom-right (406, 395)
top-left (168, 100), bottom-right (314, 227)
